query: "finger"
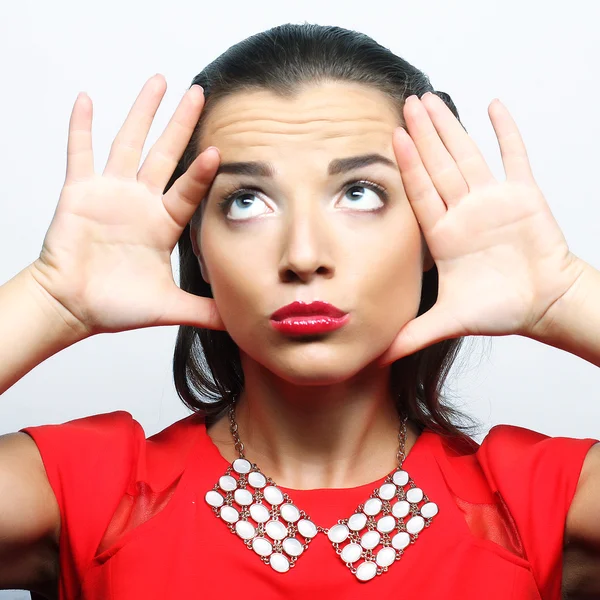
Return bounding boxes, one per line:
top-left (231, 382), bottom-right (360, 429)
top-left (376, 307), bottom-right (463, 366)
top-left (488, 99), bottom-right (535, 184)
top-left (403, 95), bottom-right (469, 207)
top-left (159, 288), bottom-right (225, 330)
top-left (103, 74), bottom-right (167, 179)
top-left (393, 127), bottom-right (446, 234)
top-left (420, 93), bottom-right (496, 191)
top-left (162, 146), bottom-right (220, 229)
top-left (65, 92), bottom-right (95, 185)
top-left (137, 84), bottom-right (205, 195)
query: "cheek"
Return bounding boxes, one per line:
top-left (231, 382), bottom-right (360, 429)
top-left (356, 216), bottom-right (425, 336)
top-left (199, 223), bottom-right (272, 332)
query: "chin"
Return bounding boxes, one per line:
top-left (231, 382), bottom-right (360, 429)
top-left (251, 343), bottom-right (388, 386)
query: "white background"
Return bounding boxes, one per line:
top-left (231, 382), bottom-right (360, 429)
top-left (1, 0), bottom-right (599, 597)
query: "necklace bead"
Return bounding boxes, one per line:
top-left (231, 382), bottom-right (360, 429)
top-left (392, 500), bottom-right (410, 518)
top-left (218, 475), bottom-right (237, 491)
top-left (406, 487), bottom-right (424, 503)
top-left (363, 497), bottom-right (382, 516)
top-left (220, 505), bottom-right (239, 524)
top-left (282, 537), bottom-right (304, 557)
top-left (252, 536), bottom-right (273, 556)
top-left (205, 490), bottom-right (224, 508)
top-left (378, 482), bottom-right (397, 500)
top-left (249, 503), bottom-right (270, 523)
top-left (360, 530), bottom-right (381, 550)
top-left (421, 502), bottom-right (439, 518)
top-left (233, 458), bottom-right (252, 474)
top-left (235, 520), bottom-right (256, 539)
top-left (328, 523), bottom-right (350, 544)
top-left (376, 547), bottom-right (396, 567)
top-left (341, 542), bottom-right (362, 563)
top-left (297, 519), bottom-right (317, 538)
top-left (280, 503), bottom-right (301, 523)
top-left (269, 553), bottom-right (290, 573)
top-left (265, 520), bottom-right (288, 540)
top-left (376, 515), bottom-right (396, 533)
top-left (391, 531), bottom-right (411, 550)
top-left (356, 561), bottom-right (377, 581)
top-left (234, 488), bottom-right (254, 506)
top-left (348, 512), bottom-right (368, 531)
top-left (406, 515), bottom-right (426, 534)
top-left (247, 471), bottom-right (267, 488)
top-left (263, 486), bottom-right (284, 505)
top-left (392, 470), bottom-right (409, 486)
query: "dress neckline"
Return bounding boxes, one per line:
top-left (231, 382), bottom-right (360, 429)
top-left (200, 419), bottom-right (433, 496)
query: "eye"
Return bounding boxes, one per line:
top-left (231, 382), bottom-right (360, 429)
top-left (216, 179), bottom-right (388, 221)
top-left (338, 180), bottom-right (387, 211)
top-left (217, 190), bottom-right (271, 221)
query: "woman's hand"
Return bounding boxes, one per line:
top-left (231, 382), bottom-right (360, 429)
top-left (378, 92), bottom-right (586, 366)
top-left (28, 74), bottom-right (224, 337)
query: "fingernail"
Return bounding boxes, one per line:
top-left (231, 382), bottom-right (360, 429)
top-left (191, 84), bottom-right (204, 94)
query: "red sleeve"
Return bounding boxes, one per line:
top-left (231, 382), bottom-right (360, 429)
top-left (476, 424), bottom-right (599, 600)
top-left (20, 410), bottom-right (145, 599)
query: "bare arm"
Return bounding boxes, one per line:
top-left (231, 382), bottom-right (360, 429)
top-left (0, 268), bottom-right (70, 592)
top-left (0, 75), bottom-right (221, 594)
top-left (0, 266), bottom-right (88, 395)
top-left (0, 431), bottom-right (61, 594)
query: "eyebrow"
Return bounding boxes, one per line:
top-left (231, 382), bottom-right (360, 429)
top-left (214, 153), bottom-right (397, 178)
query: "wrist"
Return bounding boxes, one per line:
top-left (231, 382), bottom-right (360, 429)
top-left (23, 262), bottom-right (92, 344)
top-left (526, 257), bottom-right (600, 366)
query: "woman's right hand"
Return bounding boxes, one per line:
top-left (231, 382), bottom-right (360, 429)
top-left (27, 74), bottom-right (224, 338)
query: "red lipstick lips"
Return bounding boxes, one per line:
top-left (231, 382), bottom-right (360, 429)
top-left (270, 301), bottom-right (350, 336)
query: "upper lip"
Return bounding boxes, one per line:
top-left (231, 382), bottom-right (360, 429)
top-left (270, 301), bottom-right (347, 321)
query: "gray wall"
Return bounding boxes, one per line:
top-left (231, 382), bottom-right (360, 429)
top-left (1, 0), bottom-right (599, 597)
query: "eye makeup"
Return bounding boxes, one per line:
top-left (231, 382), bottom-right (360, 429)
top-left (216, 178), bottom-right (389, 215)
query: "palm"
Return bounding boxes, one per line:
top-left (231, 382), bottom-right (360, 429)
top-left (29, 76), bottom-right (224, 337)
top-left (379, 94), bottom-right (584, 365)
top-left (36, 177), bottom-right (189, 334)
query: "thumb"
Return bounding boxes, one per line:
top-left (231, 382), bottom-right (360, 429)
top-left (377, 307), bottom-right (463, 366)
top-left (157, 287), bottom-right (226, 330)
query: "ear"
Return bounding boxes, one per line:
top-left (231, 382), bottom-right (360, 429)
top-left (189, 223), bottom-right (211, 284)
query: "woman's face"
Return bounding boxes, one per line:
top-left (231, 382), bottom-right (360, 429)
top-left (192, 81), bottom-right (433, 384)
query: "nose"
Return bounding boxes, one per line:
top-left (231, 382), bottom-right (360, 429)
top-left (278, 204), bottom-right (335, 284)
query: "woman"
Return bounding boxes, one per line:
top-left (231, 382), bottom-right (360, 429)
top-left (1, 22), bottom-right (599, 599)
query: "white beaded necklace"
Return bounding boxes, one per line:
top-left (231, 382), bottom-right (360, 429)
top-left (204, 400), bottom-right (439, 582)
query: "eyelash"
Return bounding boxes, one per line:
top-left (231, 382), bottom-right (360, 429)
top-left (216, 179), bottom-right (389, 215)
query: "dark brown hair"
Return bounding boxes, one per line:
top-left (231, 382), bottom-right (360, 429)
top-left (164, 23), bottom-right (480, 444)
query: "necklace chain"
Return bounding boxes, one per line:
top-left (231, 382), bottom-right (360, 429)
top-left (227, 399), bottom-right (409, 475)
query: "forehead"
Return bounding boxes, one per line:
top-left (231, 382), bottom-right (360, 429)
top-left (198, 82), bottom-right (402, 158)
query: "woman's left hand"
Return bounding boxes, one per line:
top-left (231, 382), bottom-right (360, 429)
top-left (378, 92), bottom-right (586, 366)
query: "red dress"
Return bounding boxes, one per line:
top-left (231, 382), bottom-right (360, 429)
top-left (20, 410), bottom-right (597, 600)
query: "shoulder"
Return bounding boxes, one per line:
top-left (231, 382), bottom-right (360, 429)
top-left (21, 409), bottom-right (206, 484)
top-left (16, 410), bottom-right (207, 596)
top-left (21, 409), bottom-right (204, 455)
top-left (432, 423), bottom-right (599, 599)
top-left (475, 423), bottom-right (597, 487)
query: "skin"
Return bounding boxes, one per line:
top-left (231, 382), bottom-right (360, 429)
top-left (190, 81), bottom-right (434, 490)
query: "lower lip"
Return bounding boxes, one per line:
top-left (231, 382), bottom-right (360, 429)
top-left (270, 314), bottom-right (350, 335)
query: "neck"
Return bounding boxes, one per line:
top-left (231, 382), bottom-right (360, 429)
top-left (207, 352), bottom-right (420, 490)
